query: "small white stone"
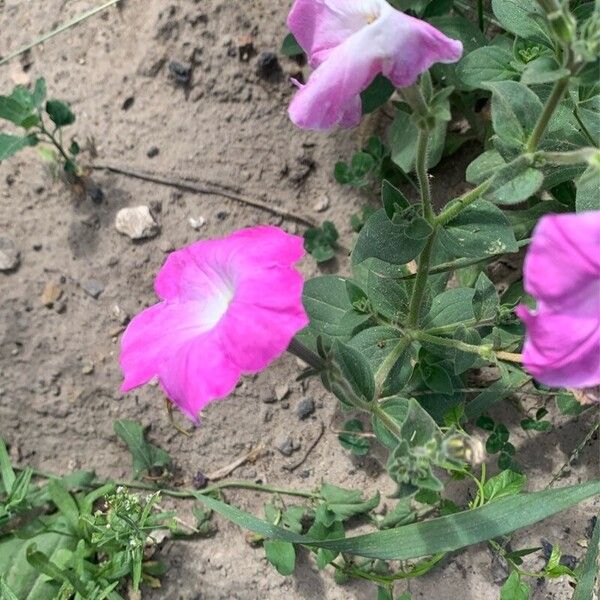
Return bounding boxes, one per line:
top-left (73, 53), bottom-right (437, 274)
top-left (0, 237), bottom-right (20, 271)
top-left (115, 206), bottom-right (159, 240)
top-left (189, 216), bottom-right (206, 230)
top-left (313, 195), bottom-right (330, 212)
top-left (275, 384), bottom-right (289, 401)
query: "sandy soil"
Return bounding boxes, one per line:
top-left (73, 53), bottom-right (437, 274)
top-left (0, 1), bottom-right (598, 599)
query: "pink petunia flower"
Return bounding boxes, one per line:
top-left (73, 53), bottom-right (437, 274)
top-left (516, 212), bottom-right (600, 390)
top-left (287, 0), bottom-right (463, 130)
top-left (120, 226), bottom-right (309, 422)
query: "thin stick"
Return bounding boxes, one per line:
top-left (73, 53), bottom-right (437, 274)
top-left (283, 421), bottom-right (325, 472)
top-left (92, 163), bottom-right (317, 227)
top-left (0, 0), bottom-right (121, 67)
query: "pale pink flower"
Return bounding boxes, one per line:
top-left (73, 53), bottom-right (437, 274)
top-left (120, 226), bottom-right (309, 422)
top-left (516, 212), bottom-right (600, 390)
top-left (287, 0), bottom-right (463, 130)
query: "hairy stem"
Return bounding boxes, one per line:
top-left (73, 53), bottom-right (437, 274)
top-left (526, 72), bottom-right (571, 152)
top-left (436, 179), bottom-right (491, 226)
top-left (407, 231), bottom-right (437, 328)
top-left (416, 129), bottom-right (435, 222)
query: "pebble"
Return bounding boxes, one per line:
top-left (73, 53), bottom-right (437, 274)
top-left (111, 304), bottom-right (130, 325)
top-left (296, 397), bottom-right (315, 420)
top-left (260, 391), bottom-right (276, 404)
top-left (81, 362), bottom-right (94, 375)
top-left (189, 216), bottom-right (206, 230)
top-left (115, 206), bottom-right (159, 240)
top-left (276, 436), bottom-right (299, 456)
top-left (81, 279), bottom-right (104, 299)
top-left (41, 282), bottom-right (62, 307)
top-left (275, 384), bottom-right (289, 401)
top-left (147, 146), bottom-right (160, 158)
top-left (193, 471), bottom-right (208, 490)
top-left (262, 408), bottom-right (273, 423)
top-left (313, 195), bottom-right (330, 212)
top-left (87, 186), bottom-right (104, 204)
top-left (0, 237), bottom-right (20, 271)
top-left (256, 52), bottom-right (280, 79)
top-left (160, 240), bottom-right (175, 253)
top-left (168, 60), bottom-right (192, 85)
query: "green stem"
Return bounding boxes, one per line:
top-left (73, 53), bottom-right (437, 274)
top-left (436, 179), bottom-right (491, 226)
top-left (407, 230), bottom-right (437, 328)
top-left (395, 238), bottom-right (532, 281)
top-left (416, 129), bottom-right (434, 222)
top-left (526, 72), bottom-right (571, 152)
top-left (374, 337), bottom-right (411, 393)
top-left (38, 120), bottom-right (72, 165)
top-left (477, 0), bottom-right (485, 31)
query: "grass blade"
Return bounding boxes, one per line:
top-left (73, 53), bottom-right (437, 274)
top-left (195, 480), bottom-right (600, 560)
top-left (574, 513), bottom-right (599, 600)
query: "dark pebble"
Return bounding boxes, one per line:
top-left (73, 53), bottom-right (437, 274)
top-left (147, 146), bottom-right (160, 158)
top-left (193, 471), bottom-right (208, 489)
top-left (122, 96), bottom-right (135, 110)
top-left (296, 397), bottom-right (315, 420)
top-left (169, 60), bottom-right (192, 85)
top-left (88, 185), bottom-right (104, 204)
top-left (256, 52), bottom-right (281, 79)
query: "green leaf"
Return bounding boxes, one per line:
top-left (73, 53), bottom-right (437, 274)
top-left (556, 392), bottom-right (585, 417)
top-left (45, 99), bottom-right (75, 127)
top-left (0, 133), bottom-right (38, 161)
top-left (299, 276), bottom-right (371, 348)
top-left (304, 221), bottom-right (338, 263)
top-left (0, 524), bottom-right (76, 599)
top-left (113, 420), bottom-right (172, 479)
top-left (352, 208), bottom-right (428, 265)
top-left (0, 577), bottom-right (19, 600)
top-left (338, 420), bottom-right (371, 456)
top-left (372, 397), bottom-right (410, 450)
top-left (361, 75), bottom-right (395, 114)
top-left (500, 571), bottom-right (530, 600)
top-left (382, 179), bottom-right (410, 218)
top-left (484, 156), bottom-right (545, 205)
top-left (452, 325), bottom-right (481, 374)
top-left (491, 0), bottom-right (549, 43)
top-left (280, 33), bottom-right (303, 57)
top-left (466, 364), bottom-right (530, 419)
top-left (473, 272), bottom-right (499, 321)
top-left (349, 328), bottom-right (416, 395)
top-left (367, 268), bottom-right (410, 321)
top-left (26, 546), bottom-right (88, 597)
top-left (0, 94), bottom-right (34, 127)
top-left (334, 342), bottom-right (376, 402)
top-left (194, 480), bottom-right (600, 560)
top-left (576, 165), bottom-right (600, 211)
top-left (420, 363), bottom-right (453, 395)
top-left (483, 470), bottom-right (526, 502)
top-left (573, 513), bottom-right (599, 600)
top-left (320, 483), bottom-right (380, 520)
top-left (466, 149), bottom-right (506, 185)
top-left (47, 480), bottom-right (80, 533)
top-left (457, 46), bottom-right (518, 89)
top-left (505, 198), bottom-right (567, 239)
top-left (576, 94), bottom-right (600, 144)
top-left (32, 78), bottom-right (47, 107)
top-left (424, 287), bottom-right (475, 329)
top-left (0, 437), bottom-right (16, 494)
top-left (521, 56), bottom-right (569, 85)
top-left (438, 200), bottom-right (519, 258)
top-left (389, 108), bottom-right (447, 171)
top-left (486, 81), bottom-right (543, 156)
top-left (520, 418), bottom-right (552, 432)
top-left (264, 540), bottom-right (296, 575)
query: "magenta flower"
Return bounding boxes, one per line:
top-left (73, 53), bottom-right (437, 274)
top-left (287, 0), bottom-right (463, 130)
top-left (516, 212), bottom-right (600, 390)
top-left (120, 226), bottom-right (309, 422)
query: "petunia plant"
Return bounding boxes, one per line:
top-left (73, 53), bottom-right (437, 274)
top-left (114, 0), bottom-right (599, 597)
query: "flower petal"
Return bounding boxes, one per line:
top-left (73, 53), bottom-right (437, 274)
top-left (120, 301), bottom-right (214, 391)
top-left (381, 12), bottom-right (463, 87)
top-left (158, 329), bottom-right (242, 422)
top-left (220, 266), bottom-right (309, 371)
top-left (523, 212), bottom-right (600, 307)
top-left (288, 0), bottom-right (378, 66)
top-left (288, 25), bottom-right (382, 130)
top-left (516, 304), bottom-right (600, 388)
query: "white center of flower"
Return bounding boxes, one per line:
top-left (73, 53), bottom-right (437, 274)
top-left (366, 14), bottom-right (378, 24)
top-left (202, 282), bottom-right (234, 329)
